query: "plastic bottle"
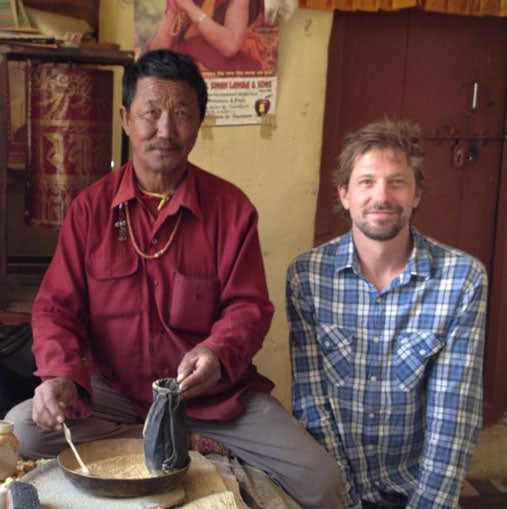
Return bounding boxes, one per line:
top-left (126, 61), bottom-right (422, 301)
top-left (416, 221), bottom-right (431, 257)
top-left (0, 420), bottom-right (19, 481)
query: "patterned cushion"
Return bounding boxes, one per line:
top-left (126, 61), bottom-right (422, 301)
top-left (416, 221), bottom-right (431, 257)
top-left (187, 433), bottom-right (234, 457)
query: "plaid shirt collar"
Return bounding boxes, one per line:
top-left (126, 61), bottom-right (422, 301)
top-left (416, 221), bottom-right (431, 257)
top-left (334, 226), bottom-right (432, 283)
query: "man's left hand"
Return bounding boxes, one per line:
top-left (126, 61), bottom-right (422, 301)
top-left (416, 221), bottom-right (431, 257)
top-left (176, 346), bottom-right (221, 400)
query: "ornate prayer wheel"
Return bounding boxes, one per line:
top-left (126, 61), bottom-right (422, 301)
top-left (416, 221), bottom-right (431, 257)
top-left (25, 64), bottom-right (113, 228)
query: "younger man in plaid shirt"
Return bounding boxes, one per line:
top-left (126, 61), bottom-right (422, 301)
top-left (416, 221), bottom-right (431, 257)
top-left (287, 119), bottom-right (487, 508)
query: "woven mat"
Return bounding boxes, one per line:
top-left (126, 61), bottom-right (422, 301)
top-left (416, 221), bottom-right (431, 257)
top-left (1, 452), bottom-right (301, 509)
top-left (1, 451), bottom-right (242, 509)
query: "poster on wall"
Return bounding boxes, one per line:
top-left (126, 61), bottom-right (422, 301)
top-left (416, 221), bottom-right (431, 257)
top-left (134, 0), bottom-right (278, 126)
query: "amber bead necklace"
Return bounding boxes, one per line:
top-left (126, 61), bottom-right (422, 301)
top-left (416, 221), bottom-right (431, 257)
top-left (124, 201), bottom-right (182, 259)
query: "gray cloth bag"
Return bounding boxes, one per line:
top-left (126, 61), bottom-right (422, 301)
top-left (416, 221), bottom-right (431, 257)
top-left (143, 378), bottom-right (190, 473)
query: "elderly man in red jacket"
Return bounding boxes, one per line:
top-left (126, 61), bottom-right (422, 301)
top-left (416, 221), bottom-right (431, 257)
top-left (6, 49), bottom-right (343, 508)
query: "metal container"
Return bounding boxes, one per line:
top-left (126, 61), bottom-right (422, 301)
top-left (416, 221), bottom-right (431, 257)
top-left (57, 438), bottom-right (189, 498)
top-left (0, 420), bottom-right (19, 481)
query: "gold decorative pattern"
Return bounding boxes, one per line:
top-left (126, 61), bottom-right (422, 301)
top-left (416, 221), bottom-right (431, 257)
top-left (25, 64), bottom-right (114, 229)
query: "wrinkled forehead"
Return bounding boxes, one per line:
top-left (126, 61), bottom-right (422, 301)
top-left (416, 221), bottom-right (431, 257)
top-left (132, 76), bottom-right (199, 108)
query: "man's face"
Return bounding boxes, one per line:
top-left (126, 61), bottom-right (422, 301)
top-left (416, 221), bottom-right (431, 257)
top-left (120, 77), bottom-right (201, 178)
top-left (338, 148), bottom-right (422, 241)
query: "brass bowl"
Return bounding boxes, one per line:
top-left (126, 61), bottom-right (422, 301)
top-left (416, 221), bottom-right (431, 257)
top-left (57, 438), bottom-right (190, 498)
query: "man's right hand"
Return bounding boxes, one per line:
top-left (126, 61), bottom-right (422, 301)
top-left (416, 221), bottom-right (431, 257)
top-left (32, 377), bottom-right (78, 430)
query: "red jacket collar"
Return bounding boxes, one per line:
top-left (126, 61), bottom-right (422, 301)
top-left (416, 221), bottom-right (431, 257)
top-left (110, 161), bottom-right (202, 220)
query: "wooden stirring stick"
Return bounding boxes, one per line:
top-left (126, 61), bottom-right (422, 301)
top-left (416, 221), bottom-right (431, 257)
top-left (62, 422), bottom-right (91, 475)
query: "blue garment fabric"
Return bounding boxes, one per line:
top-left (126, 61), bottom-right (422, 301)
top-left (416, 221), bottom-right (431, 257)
top-left (287, 227), bottom-right (487, 509)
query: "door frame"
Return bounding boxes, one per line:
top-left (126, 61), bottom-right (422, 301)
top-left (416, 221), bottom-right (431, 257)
top-left (484, 105), bottom-right (507, 423)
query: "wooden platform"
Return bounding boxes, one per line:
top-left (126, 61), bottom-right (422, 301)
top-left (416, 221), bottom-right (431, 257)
top-left (460, 477), bottom-right (507, 508)
top-left (0, 311), bottom-right (31, 325)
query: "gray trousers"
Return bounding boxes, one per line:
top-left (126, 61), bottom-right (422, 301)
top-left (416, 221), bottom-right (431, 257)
top-left (6, 377), bottom-right (344, 509)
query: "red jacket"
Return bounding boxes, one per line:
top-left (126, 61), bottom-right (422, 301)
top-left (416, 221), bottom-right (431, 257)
top-left (32, 161), bottom-right (274, 421)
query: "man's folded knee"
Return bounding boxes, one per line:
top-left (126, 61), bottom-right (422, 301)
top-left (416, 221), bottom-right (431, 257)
top-left (319, 455), bottom-right (346, 501)
top-left (312, 453), bottom-right (344, 495)
top-left (5, 399), bottom-right (33, 423)
top-left (5, 399), bottom-right (57, 459)
top-left (287, 444), bottom-right (345, 508)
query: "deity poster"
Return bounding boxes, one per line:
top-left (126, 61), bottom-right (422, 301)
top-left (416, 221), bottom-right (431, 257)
top-left (134, 0), bottom-right (278, 126)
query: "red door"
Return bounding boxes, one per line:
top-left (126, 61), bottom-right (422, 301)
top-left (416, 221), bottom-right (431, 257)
top-left (316, 9), bottom-right (507, 423)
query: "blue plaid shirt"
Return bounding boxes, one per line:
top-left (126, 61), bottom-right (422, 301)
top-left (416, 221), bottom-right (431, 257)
top-left (287, 227), bottom-right (487, 509)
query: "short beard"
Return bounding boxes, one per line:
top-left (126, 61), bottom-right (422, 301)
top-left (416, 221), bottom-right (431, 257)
top-left (356, 202), bottom-right (408, 241)
top-left (356, 219), bottom-right (405, 241)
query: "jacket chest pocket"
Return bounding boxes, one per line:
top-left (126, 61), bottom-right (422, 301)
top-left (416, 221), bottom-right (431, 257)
top-left (169, 271), bottom-right (220, 335)
top-left (86, 249), bottom-right (140, 318)
top-left (318, 324), bottom-right (355, 387)
top-left (395, 332), bottom-right (444, 391)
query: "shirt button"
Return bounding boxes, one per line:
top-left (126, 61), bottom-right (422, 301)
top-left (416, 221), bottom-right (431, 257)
top-left (151, 238), bottom-right (158, 245)
top-left (324, 341), bottom-right (331, 348)
top-left (372, 337), bottom-right (380, 343)
top-left (419, 349), bottom-right (426, 355)
top-left (370, 376), bottom-right (377, 383)
top-left (368, 413), bottom-right (376, 419)
top-left (153, 279), bottom-right (159, 286)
